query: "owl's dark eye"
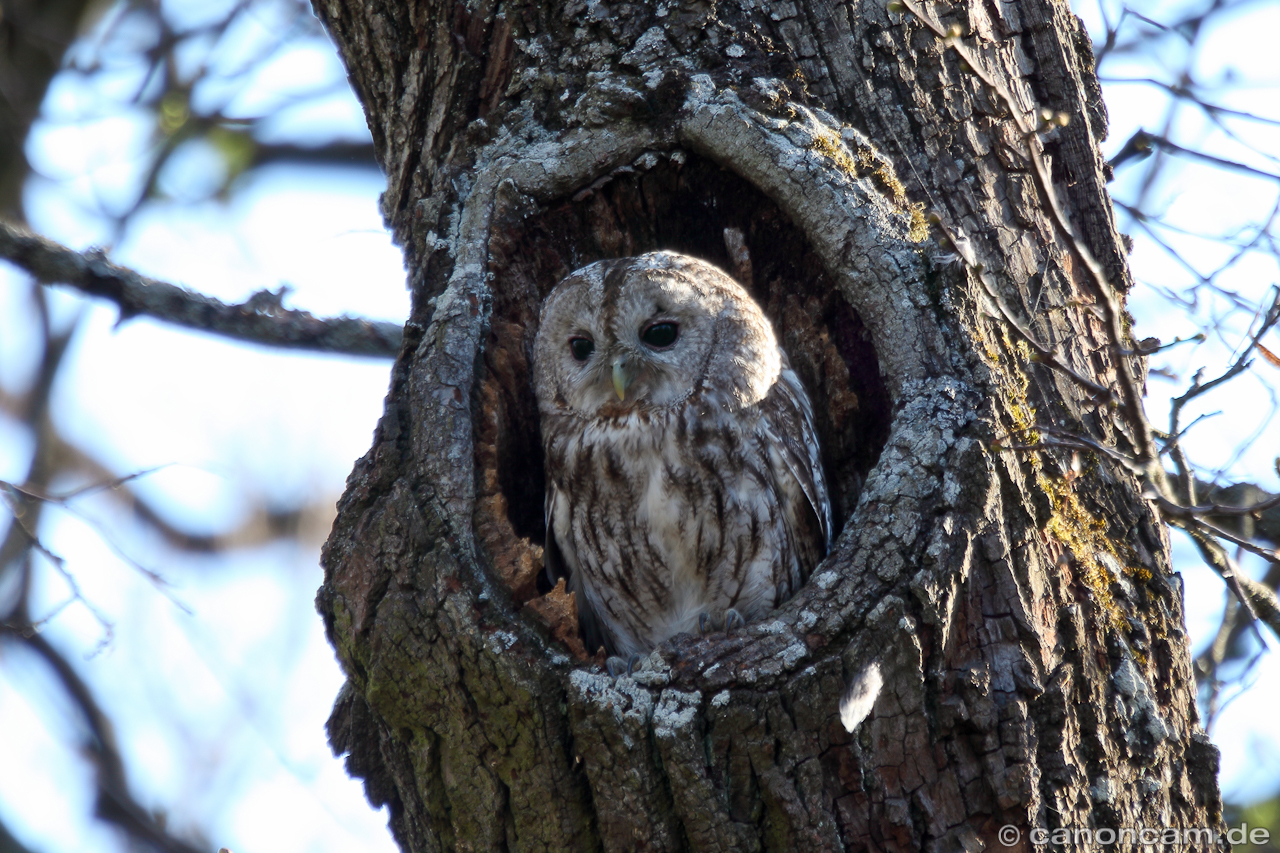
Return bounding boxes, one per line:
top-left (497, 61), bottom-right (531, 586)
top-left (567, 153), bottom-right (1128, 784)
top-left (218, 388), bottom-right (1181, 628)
top-left (569, 337), bottom-right (595, 362)
top-left (640, 321), bottom-right (679, 349)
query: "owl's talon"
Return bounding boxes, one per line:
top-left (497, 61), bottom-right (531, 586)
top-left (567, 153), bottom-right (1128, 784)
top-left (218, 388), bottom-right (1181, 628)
top-left (606, 654), bottom-right (642, 679)
top-left (698, 609), bottom-right (745, 636)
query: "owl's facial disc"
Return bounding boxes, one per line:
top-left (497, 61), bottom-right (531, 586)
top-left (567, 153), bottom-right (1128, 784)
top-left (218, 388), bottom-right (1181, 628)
top-left (534, 258), bottom-right (767, 420)
top-left (554, 309), bottom-right (696, 414)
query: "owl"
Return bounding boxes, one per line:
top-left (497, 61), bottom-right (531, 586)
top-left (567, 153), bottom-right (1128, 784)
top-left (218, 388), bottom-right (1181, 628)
top-left (533, 251), bottom-right (831, 662)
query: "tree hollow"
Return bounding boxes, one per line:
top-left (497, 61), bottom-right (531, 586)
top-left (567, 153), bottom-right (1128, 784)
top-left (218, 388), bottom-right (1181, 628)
top-left (475, 151), bottom-right (892, 627)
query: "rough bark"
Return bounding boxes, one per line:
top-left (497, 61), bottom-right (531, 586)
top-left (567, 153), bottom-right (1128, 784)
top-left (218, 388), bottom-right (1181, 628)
top-left (313, 1), bottom-right (1223, 850)
top-left (0, 0), bottom-right (97, 220)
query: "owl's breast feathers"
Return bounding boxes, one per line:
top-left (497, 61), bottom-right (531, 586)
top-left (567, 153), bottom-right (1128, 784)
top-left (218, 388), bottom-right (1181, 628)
top-left (542, 360), bottom-right (830, 658)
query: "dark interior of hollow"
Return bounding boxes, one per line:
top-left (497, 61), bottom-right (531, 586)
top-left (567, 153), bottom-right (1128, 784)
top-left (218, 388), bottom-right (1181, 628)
top-left (479, 153), bottom-right (891, 599)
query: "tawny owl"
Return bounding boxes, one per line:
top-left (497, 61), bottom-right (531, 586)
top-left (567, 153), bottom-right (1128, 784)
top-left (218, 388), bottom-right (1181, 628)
top-left (533, 251), bottom-right (831, 661)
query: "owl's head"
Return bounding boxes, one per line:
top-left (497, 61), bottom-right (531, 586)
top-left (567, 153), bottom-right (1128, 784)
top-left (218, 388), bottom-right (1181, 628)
top-left (533, 252), bottom-right (781, 419)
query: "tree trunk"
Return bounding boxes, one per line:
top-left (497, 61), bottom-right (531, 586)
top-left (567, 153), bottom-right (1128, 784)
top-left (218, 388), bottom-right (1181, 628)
top-left (0, 0), bottom-right (99, 220)
top-left (312, 0), bottom-right (1224, 849)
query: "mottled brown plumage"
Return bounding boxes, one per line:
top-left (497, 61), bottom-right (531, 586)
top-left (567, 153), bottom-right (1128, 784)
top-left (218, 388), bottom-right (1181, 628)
top-left (534, 252), bottom-right (831, 658)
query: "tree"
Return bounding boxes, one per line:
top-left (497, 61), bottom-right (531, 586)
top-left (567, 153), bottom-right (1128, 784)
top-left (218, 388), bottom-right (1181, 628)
top-left (310, 0), bottom-right (1256, 848)
top-left (4, 0), bottom-right (1280, 849)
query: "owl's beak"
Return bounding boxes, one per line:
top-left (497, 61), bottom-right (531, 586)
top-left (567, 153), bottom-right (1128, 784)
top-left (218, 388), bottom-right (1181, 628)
top-left (612, 357), bottom-right (633, 401)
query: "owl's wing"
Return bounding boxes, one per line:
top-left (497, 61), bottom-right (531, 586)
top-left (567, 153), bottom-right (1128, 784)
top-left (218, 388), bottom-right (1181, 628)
top-left (544, 481), bottom-right (609, 655)
top-left (543, 481), bottom-right (569, 586)
top-left (761, 365), bottom-right (833, 552)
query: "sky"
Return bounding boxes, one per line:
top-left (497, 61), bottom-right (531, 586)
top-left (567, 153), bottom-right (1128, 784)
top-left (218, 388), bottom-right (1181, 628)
top-left (0, 2), bottom-right (407, 850)
top-left (0, 0), bottom-right (1277, 851)
top-left (0, 177), bottom-right (407, 850)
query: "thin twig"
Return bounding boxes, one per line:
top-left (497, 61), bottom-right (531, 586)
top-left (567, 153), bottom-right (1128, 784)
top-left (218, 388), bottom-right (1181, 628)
top-left (932, 221), bottom-right (1117, 406)
top-left (1136, 130), bottom-right (1280, 183)
top-left (5, 465), bottom-right (170, 503)
top-left (1, 477), bottom-right (193, 614)
top-left (0, 495), bottom-right (116, 649)
top-left (1169, 286), bottom-right (1280, 436)
top-left (1179, 526), bottom-right (1280, 642)
top-left (1168, 492), bottom-right (1280, 519)
top-left (1158, 497), bottom-right (1279, 563)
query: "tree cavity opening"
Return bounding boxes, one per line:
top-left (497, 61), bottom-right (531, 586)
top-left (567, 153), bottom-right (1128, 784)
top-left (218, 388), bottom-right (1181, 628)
top-left (472, 151), bottom-right (891, 639)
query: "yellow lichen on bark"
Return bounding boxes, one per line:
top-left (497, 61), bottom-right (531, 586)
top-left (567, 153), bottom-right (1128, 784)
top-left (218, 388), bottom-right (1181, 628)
top-left (982, 322), bottom-right (1144, 635)
top-left (807, 128), bottom-right (929, 241)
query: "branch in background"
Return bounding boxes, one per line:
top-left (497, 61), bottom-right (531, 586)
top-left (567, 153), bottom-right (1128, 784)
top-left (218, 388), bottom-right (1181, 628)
top-left (0, 222), bottom-right (402, 358)
top-left (1196, 592), bottom-right (1240, 726)
top-left (1178, 525), bottom-right (1280, 644)
top-left (4, 428), bottom-right (321, 554)
top-left (0, 629), bottom-right (209, 853)
top-left (0, 815), bottom-right (38, 853)
top-left (0, 0), bottom-right (101, 220)
top-left (0, 288), bottom-right (75, 623)
top-left (1196, 558), bottom-right (1280, 726)
top-left (0, 4), bottom-right (385, 850)
top-left (253, 140), bottom-right (379, 169)
top-left (1157, 495), bottom-right (1279, 563)
top-left (1098, 80), bottom-right (1280, 130)
top-left (1196, 479), bottom-right (1280, 547)
top-left (3, 475), bottom-right (193, 617)
top-left (1111, 129), bottom-right (1280, 184)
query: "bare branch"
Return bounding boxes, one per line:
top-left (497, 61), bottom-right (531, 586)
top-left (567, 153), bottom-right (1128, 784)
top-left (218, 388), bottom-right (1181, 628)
top-left (3, 465), bottom-right (170, 503)
top-left (0, 813), bottom-right (40, 853)
top-left (0, 291), bottom-right (75, 623)
top-left (0, 221), bottom-right (403, 358)
top-left (1158, 497), bottom-right (1279, 564)
top-left (1169, 286), bottom-right (1280, 436)
top-left (1170, 492), bottom-right (1280, 519)
top-left (1097, 81), bottom-right (1280, 130)
top-left (0, 628), bottom-right (209, 853)
top-left (1170, 441), bottom-right (1199, 509)
top-left (1194, 480), bottom-right (1280, 549)
top-left (1132, 130), bottom-right (1280, 184)
top-left (2, 476), bottom-right (193, 614)
top-left (932, 228), bottom-right (1119, 407)
top-left (252, 140), bottom-right (379, 170)
top-left (0, 489), bottom-right (116, 646)
top-left (1196, 559), bottom-right (1280, 710)
top-left (1179, 526), bottom-right (1280, 643)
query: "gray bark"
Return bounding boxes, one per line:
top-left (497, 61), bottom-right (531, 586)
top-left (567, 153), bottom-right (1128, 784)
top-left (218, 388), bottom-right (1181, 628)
top-left (313, 0), bottom-right (1224, 849)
